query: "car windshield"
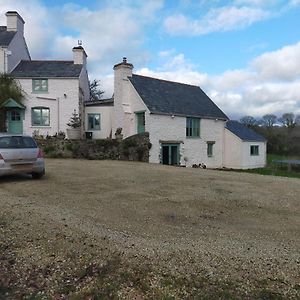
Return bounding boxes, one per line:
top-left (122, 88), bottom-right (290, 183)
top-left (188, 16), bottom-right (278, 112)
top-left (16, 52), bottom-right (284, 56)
top-left (0, 136), bottom-right (37, 149)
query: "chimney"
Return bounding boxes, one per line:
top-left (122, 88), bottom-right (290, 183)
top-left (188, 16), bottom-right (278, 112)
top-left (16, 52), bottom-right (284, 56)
top-left (6, 11), bottom-right (25, 34)
top-left (112, 57), bottom-right (134, 136)
top-left (113, 57), bottom-right (133, 77)
top-left (72, 46), bottom-right (87, 65)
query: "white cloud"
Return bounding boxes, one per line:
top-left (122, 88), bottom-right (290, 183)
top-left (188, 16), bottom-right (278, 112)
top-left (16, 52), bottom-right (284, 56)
top-left (164, 6), bottom-right (269, 36)
top-left (130, 43), bottom-right (300, 118)
top-left (252, 41), bottom-right (300, 80)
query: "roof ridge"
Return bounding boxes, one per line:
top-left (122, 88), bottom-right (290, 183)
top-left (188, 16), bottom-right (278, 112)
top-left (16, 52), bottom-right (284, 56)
top-left (132, 74), bottom-right (200, 88)
top-left (19, 59), bottom-right (74, 63)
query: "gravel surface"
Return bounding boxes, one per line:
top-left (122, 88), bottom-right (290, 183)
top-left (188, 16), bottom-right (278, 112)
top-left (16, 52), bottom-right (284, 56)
top-left (0, 158), bottom-right (299, 299)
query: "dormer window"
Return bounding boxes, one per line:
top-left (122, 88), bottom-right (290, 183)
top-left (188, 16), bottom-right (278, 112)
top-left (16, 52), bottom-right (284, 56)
top-left (32, 79), bottom-right (48, 93)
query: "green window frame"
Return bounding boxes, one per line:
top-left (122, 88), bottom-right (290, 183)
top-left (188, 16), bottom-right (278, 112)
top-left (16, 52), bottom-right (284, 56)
top-left (32, 79), bottom-right (48, 93)
top-left (207, 141), bottom-right (215, 157)
top-left (31, 107), bottom-right (50, 126)
top-left (136, 112), bottom-right (145, 134)
top-left (186, 117), bottom-right (200, 137)
top-left (88, 114), bottom-right (101, 130)
top-left (250, 145), bottom-right (259, 156)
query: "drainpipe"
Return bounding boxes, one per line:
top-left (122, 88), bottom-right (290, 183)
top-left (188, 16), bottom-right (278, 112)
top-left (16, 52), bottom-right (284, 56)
top-left (4, 50), bottom-right (12, 73)
top-left (57, 97), bottom-right (60, 132)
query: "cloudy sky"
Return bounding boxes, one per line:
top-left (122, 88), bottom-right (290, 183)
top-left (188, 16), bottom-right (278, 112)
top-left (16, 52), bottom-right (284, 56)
top-left (1, 0), bottom-right (300, 119)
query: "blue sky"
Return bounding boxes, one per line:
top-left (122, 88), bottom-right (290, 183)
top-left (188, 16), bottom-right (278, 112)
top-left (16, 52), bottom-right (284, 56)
top-left (1, 0), bottom-right (300, 119)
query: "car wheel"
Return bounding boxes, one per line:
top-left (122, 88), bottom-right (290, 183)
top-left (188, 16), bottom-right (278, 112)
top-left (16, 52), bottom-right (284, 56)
top-left (32, 172), bottom-right (44, 179)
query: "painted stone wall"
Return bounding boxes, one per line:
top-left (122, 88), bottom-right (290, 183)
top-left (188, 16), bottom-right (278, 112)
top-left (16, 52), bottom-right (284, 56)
top-left (36, 132), bottom-right (151, 162)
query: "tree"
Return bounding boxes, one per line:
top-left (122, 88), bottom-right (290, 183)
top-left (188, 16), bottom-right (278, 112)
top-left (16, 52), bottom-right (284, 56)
top-left (240, 115), bottom-right (257, 127)
top-left (89, 79), bottom-right (104, 101)
top-left (279, 113), bottom-right (297, 129)
top-left (295, 115), bottom-right (300, 126)
top-left (261, 114), bottom-right (277, 128)
top-left (0, 73), bottom-right (25, 131)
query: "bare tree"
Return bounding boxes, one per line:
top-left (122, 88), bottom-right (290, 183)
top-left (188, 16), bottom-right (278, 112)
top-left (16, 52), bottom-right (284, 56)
top-left (279, 113), bottom-right (297, 128)
top-left (240, 115), bottom-right (257, 127)
top-left (89, 79), bottom-right (104, 101)
top-left (261, 114), bottom-right (277, 128)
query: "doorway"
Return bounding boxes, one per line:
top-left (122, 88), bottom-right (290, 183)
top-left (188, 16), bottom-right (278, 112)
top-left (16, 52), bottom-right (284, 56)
top-left (7, 109), bottom-right (23, 134)
top-left (161, 143), bottom-right (180, 165)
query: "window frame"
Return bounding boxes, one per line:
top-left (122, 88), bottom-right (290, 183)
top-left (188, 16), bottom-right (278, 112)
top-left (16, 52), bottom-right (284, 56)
top-left (32, 78), bottom-right (48, 93)
top-left (87, 113), bottom-right (101, 131)
top-left (250, 145), bottom-right (259, 156)
top-left (186, 117), bottom-right (200, 138)
top-left (135, 111), bottom-right (146, 134)
top-left (207, 141), bottom-right (215, 157)
top-left (31, 107), bottom-right (50, 127)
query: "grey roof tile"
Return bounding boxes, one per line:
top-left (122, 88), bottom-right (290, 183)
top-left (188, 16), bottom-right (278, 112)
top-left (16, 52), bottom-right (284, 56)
top-left (226, 120), bottom-right (266, 142)
top-left (0, 26), bottom-right (16, 46)
top-left (11, 60), bottom-right (83, 78)
top-left (129, 74), bottom-right (228, 120)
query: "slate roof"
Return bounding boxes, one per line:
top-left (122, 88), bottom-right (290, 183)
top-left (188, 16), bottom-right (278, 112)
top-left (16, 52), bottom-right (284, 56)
top-left (11, 60), bottom-right (83, 78)
top-left (129, 74), bottom-right (228, 120)
top-left (226, 120), bottom-right (266, 142)
top-left (0, 26), bottom-right (16, 46)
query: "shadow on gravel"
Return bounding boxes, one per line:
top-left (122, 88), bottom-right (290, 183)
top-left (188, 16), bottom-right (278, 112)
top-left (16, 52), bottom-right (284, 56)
top-left (0, 174), bottom-right (34, 183)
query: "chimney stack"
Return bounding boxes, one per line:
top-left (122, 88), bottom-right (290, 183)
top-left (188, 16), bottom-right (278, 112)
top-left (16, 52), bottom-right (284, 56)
top-left (72, 46), bottom-right (87, 65)
top-left (6, 11), bottom-right (25, 34)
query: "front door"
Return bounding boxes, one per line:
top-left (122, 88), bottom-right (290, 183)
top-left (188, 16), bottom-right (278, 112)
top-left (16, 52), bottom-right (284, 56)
top-left (161, 144), bottom-right (180, 165)
top-left (7, 109), bottom-right (23, 134)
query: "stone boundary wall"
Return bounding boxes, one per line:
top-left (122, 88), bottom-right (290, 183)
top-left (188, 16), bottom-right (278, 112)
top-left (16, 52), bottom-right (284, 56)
top-left (35, 132), bottom-right (151, 162)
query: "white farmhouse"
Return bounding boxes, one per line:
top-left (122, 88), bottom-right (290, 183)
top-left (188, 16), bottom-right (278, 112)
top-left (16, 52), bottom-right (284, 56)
top-left (85, 58), bottom-right (267, 168)
top-left (0, 11), bottom-right (89, 137)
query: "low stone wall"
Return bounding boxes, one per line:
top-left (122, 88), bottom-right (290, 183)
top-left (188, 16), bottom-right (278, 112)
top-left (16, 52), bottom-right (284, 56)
top-left (36, 132), bottom-right (151, 162)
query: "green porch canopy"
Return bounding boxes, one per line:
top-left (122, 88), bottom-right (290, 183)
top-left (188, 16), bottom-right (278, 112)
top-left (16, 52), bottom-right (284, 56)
top-left (0, 98), bottom-right (25, 109)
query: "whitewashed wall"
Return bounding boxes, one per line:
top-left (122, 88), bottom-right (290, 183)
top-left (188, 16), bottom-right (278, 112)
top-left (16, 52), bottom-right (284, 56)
top-left (224, 129), bottom-right (243, 169)
top-left (224, 129), bottom-right (266, 169)
top-left (18, 78), bottom-right (80, 136)
top-left (147, 113), bottom-right (226, 167)
top-left (241, 141), bottom-right (267, 169)
top-left (85, 105), bottom-right (113, 139)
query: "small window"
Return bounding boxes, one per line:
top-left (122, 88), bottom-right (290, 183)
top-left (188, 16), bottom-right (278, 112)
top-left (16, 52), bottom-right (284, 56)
top-left (136, 112), bottom-right (145, 134)
top-left (32, 107), bottom-right (50, 126)
top-left (88, 114), bottom-right (101, 130)
top-left (32, 79), bottom-right (48, 92)
top-left (250, 145), bottom-right (259, 156)
top-left (186, 117), bottom-right (200, 137)
top-left (207, 141), bottom-right (215, 157)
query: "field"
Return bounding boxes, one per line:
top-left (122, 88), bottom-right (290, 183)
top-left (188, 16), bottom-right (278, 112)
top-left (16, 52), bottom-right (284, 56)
top-left (0, 159), bottom-right (300, 299)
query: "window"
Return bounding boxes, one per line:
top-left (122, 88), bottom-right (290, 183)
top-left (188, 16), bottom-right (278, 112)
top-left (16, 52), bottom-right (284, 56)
top-left (136, 112), bottom-right (145, 133)
top-left (250, 145), bottom-right (259, 156)
top-left (32, 79), bottom-right (48, 92)
top-left (31, 107), bottom-right (50, 126)
top-left (88, 114), bottom-right (100, 130)
top-left (186, 117), bottom-right (200, 137)
top-left (0, 136), bottom-right (37, 149)
top-left (207, 141), bottom-right (215, 157)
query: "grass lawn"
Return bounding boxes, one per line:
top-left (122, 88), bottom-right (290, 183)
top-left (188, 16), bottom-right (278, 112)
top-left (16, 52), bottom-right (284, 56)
top-left (0, 159), bottom-right (299, 299)
top-left (233, 154), bottom-right (300, 179)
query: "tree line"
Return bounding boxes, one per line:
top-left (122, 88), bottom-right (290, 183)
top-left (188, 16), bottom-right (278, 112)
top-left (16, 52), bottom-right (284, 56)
top-left (239, 113), bottom-right (300, 156)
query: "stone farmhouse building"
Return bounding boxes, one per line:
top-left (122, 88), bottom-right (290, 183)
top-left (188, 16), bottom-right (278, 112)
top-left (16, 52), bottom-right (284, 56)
top-left (0, 11), bottom-right (266, 169)
top-left (87, 58), bottom-right (266, 168)
top-left (0, 11), bottom-right (89, 137)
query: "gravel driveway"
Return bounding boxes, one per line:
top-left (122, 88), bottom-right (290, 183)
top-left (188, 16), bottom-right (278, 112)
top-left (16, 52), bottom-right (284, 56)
top-left (0, 159), bottom-right (299, 299)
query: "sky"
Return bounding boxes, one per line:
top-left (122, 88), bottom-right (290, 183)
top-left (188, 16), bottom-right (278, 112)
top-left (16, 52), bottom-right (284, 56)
top-left (1, 0), bottom-right (300, 119)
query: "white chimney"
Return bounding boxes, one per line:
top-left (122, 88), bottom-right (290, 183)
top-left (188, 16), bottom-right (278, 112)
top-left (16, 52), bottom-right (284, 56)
top-left (6, 11), bottom-right (24, 34)
top-left (72, 46), bottom-right (87, 65)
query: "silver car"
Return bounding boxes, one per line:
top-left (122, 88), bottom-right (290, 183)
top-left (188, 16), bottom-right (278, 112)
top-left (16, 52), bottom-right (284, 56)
top-left (0, 134), bottom-right (45, 179)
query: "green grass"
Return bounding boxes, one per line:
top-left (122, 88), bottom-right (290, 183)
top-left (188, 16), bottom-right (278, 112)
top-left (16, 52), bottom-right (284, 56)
top-left (232, 154), bottom-right (300, 179)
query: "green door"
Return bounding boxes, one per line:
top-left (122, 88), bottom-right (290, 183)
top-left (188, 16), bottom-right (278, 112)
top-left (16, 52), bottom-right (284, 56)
top-left (7, 109), bottom-right (23, 134)
top-left (136, 112), bottom-right (145, 134)
top-left (161, 144), bottom-right (180, 165)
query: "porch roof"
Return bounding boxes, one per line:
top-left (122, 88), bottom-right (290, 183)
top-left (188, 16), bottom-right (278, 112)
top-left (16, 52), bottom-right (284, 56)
top-left (0, 98), bottom-right (25, 109)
